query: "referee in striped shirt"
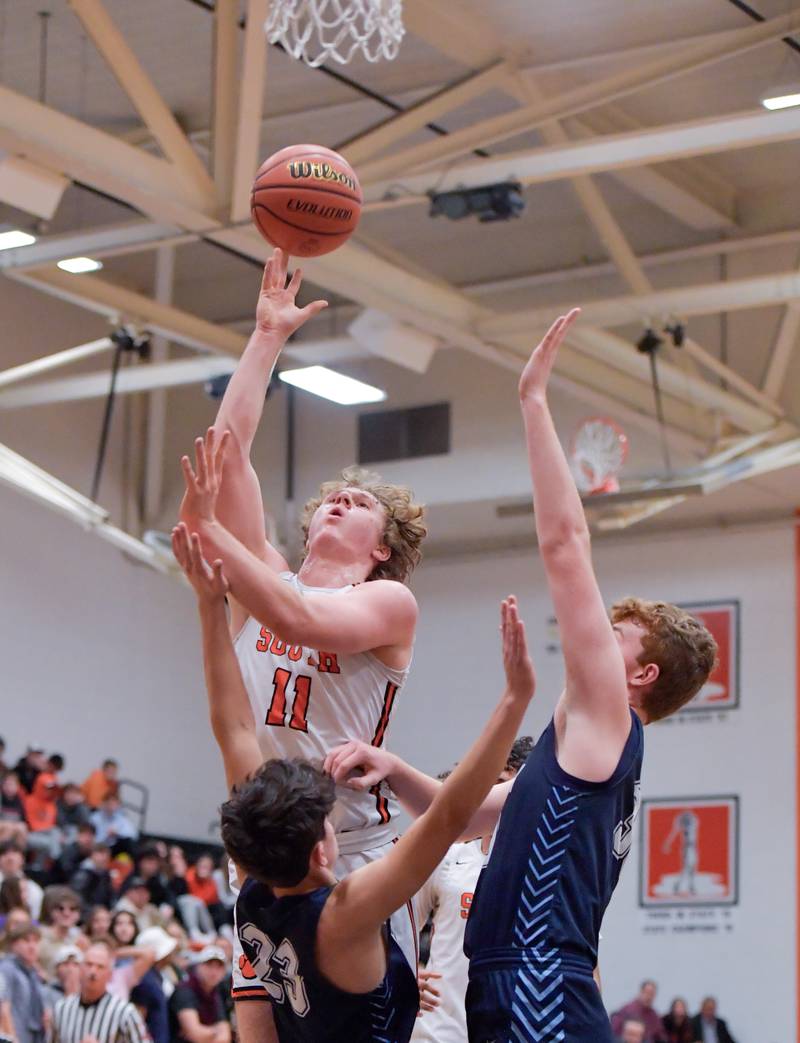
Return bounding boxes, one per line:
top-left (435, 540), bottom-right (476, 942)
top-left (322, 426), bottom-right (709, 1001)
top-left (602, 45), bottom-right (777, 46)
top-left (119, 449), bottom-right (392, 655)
top-left (52, 941), bottom-right (147, 1043)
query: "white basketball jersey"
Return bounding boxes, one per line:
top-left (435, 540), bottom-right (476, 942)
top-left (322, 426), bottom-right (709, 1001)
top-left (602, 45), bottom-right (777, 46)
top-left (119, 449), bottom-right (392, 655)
top-left (411, 839), bottom-right (485, 1043)
top-left (233, 572), bottom-right (409, 840)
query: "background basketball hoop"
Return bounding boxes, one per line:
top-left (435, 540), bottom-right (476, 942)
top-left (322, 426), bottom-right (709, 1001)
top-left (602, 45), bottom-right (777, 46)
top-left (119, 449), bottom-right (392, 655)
top-left (266, 0), bottom-right (405, 67)
top-left (570, 417), bottom-right (629, 495)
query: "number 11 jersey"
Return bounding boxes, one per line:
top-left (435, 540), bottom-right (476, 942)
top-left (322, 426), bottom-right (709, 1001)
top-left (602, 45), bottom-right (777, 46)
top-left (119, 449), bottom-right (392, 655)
top-left (233, 572), bottom-right (410, 840)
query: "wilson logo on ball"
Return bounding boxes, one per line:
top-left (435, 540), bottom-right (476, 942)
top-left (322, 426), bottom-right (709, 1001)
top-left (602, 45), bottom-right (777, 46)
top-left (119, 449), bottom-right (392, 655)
top-left (288, 161), bottom-right (358, 192)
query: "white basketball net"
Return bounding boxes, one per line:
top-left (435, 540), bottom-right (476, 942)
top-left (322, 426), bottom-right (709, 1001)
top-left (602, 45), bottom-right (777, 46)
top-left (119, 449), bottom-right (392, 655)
top-left (266, 0), bottom-right (404, 67)
top-left (570, 417), bottom-right (629, 495)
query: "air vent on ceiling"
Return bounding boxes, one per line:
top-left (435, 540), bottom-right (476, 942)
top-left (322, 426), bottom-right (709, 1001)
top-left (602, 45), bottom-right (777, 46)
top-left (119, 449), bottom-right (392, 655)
top-left (358, 402), bottom-right (450, 465)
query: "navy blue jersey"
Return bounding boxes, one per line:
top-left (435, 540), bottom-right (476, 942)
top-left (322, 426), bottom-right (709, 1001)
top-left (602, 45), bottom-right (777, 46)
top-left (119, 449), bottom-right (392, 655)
top-left (464, 709), bottom-right (643, 1042)
top-left (235, 878), bottom-right (419, 1043)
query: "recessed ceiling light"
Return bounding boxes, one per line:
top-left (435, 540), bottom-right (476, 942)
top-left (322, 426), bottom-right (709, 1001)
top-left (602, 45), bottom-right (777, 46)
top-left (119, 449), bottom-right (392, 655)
top-left (0, 229), bottom-right (36, 251)
top-left (57, 256), bottom-right (103, 273)
top-left (761, 89), bottom-right (800, 110)
top-left (278, 365), bottom-right (386, 405)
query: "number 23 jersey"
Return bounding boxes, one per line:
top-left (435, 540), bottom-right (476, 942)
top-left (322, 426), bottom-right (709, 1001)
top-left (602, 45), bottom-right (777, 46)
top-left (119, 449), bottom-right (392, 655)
top-left (233, 572), bottom-right (410, 836)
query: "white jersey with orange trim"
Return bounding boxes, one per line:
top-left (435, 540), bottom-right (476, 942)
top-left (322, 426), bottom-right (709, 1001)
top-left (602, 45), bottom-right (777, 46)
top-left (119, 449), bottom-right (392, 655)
top-left (411, 839), bottom-right (486, 1043)
top-left (233, 572), bottom-right (408, 840)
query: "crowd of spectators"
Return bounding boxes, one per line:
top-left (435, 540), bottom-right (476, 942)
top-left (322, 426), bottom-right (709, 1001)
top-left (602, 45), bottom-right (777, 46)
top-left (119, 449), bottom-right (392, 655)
top-left (611, 979), bottom-right (738, 1043)
top-left (0, 738), bottom-right (236, 1043)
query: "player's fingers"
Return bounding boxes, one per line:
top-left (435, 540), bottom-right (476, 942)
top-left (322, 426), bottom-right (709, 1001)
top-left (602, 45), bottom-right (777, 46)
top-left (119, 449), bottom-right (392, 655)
top-left (180, 454), bottom-right (198, 489)
top-left (344, 769), bottom-right (381, 791)
top-left (194, 436), bottom-right (208, 486)
top-left (329, 748), bottom-right (370, 783)
top-left (299, 299), bottom-right (328, 322)
top-left (324, 742), bottom-right (360, 779)
top-left (189, 532), bottom-right (205, 572)
top-left (275, 248), bottom-right (287, 284)
top-left (171, 526), bottom-right (189, 568)
top-left (212, 559), bottom-right (228, 591)
top-left (286, 267), bottom-right (303, 297)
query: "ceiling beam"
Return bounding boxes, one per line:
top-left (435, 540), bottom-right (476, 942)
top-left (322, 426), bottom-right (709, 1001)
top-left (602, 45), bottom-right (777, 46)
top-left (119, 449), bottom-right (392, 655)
top-left (567, 106), bottom-right (737, 231)
top-left (212, 0), bottom-right (240, 208)
top-left (0, 86), bottom-right (217, 230)
top-left (0, 221), bottom-right (186, 272)
top-left (0, 337), bottom-right (115, 390)
top-left (356, 10), bottom-right (800, 182)
top-left (341, 60), bottom-right (513, 166)
top-left (481, 270), bottom-right (800, 335)
top-left (68, 0), bottom-right (214, 201)
top-left (231, 0), bottom-right (270, 223)
top-left (362, 106), bottom-right (800, 203)
top-left (8, 267), bottom-right (247, 356)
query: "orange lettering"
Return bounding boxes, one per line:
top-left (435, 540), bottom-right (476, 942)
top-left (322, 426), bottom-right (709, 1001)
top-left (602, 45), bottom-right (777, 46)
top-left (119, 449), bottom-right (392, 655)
top-left (317, 651), bottom-right (340, 674)
top-left (256, 627), bottom-right (272, 653)
top-left (460, 892), bottom-right (473, 919)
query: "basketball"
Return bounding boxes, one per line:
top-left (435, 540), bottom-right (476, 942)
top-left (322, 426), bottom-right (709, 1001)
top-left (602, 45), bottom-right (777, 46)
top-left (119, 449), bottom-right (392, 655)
top-left (250, 144), bottom-right (362, 258)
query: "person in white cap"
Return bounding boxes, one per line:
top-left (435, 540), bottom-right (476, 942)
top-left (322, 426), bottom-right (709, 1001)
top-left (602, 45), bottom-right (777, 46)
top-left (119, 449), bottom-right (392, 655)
top-left (129, 927), bottom-right (176, 1043)
top-left (51, 946), bottom-right (83, 999)
top-left (169, 946), bottom-right (230, 1043)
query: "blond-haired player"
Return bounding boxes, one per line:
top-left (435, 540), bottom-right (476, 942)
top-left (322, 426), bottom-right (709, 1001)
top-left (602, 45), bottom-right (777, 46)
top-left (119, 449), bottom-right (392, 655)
top-left (178, 250), bottom-right (426, 1036)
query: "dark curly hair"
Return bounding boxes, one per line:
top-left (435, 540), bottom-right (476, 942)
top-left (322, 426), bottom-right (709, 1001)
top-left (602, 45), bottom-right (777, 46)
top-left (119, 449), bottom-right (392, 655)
top-left (220, 760), bottom-right (336, 888)
top-left (300, 467), bottom-right (426, 584)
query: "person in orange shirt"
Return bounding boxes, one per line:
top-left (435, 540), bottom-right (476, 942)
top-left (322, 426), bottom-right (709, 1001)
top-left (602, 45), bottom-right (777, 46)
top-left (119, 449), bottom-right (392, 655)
top-left (185, 854), bottom-right (229, 932)
top-left (25, 772), bottom-right (60, 867)
top-left (81, 760), bottom-right (119, 809)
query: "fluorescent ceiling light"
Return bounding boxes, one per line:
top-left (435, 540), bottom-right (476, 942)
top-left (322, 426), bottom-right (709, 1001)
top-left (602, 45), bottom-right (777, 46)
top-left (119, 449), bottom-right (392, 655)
top-left (57, 256), bottom-right (103, 273)
top-left (0, 230), bottom-right (36, 251)
top-left (278, 365), bottom-right (385, 405)
top-left (761, 90), bottom-right (800, 110)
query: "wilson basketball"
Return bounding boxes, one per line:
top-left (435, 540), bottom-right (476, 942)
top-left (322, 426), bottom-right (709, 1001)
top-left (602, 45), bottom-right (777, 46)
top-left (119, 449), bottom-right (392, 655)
top-left (250, 144), bottom-right (362, 258)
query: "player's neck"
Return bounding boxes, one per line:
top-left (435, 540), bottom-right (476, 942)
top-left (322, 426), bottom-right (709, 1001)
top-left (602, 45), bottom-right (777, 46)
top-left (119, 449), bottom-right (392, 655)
top-left (298, 552), bottom-right (372, 589)
top-left (272, 866), bottom-right (337, 899)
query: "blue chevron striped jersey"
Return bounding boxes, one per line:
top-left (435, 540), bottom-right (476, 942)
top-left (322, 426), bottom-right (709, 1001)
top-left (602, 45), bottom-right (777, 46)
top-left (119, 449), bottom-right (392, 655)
top-left (235, 878), bottom-right (419, 1043)
top-left (463, 709), bottom-right (643, 1042)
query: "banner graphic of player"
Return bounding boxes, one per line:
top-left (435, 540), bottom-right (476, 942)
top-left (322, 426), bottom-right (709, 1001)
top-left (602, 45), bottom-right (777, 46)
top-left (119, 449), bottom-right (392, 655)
top-left (639, 796), bottom-right (738, 907)
top-left (679, 600), bottom-right (739, 711)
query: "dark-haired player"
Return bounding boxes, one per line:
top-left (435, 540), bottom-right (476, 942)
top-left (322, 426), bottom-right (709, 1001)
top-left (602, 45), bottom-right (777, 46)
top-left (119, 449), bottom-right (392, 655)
top-left (171, 521), bottom-right (536, 1043)
top-left (327, 310), bottom-right (717, 1042)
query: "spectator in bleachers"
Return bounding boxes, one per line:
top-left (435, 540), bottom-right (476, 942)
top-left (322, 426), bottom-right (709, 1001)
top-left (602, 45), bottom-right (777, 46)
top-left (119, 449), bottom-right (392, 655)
top-left (611, 981), bottom-right (666, 1043)
top-left (617, 1019), bottom-right (647, 1043)
top-left (0, 774), bottom-right (28, 847)
top-left (37, 888), bottom-right (87, 981)
top-left (80, 761), bottom-right (119, 811)
top-left (114, 878), bottom-right (160, 932)
top-left (0, 973), bottom-right (15, 1040)
top-left (54, 824), bottom-right (96, 886)
top-left (86, 905), bottom-right (112, 941)
top-left (130, 926), bottom-right (177, 1043)
top-left (55, 786), bottom-right (91, 845)
top-left (690, 997), bottom-right (737, 1043)
top-left (0, 738), bottom-right (8, 780)
top-left (0, 844), bottom-right (43, 921)
top-left (185, 854), bottom-right (229, 932)
top-left (0, 878), bottom-right (28, 931)
top-left (12, 749), bottom-right (45, 798)
top-left (0, 923), bottom-right (49, 1043)
top-left (163, 923), bottom-right (191, 986)
top-left (211, 857), bottom-right (236, 917)
top-left (24, 774), bottom-right (60, 870)
top-left (51, 940), bottom-right (147, 1043)
top-left (107, 912), bottom-right (155, 1003)
top-left (69, 843), bottom-right (114, 914)
top-left (50, 945), bottom-right (82, 999)
top-left (662, 997), bottom-right (694, 1042)
top-left (91, 797), bottom-right (137, 858)
top-left (133, 845), bottom-right (178, 921)
top-left (169, 946), bottom-right (230, 1043)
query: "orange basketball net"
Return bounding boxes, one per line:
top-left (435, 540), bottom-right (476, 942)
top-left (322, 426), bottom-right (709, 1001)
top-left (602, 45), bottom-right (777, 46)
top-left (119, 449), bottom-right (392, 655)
top-left (265, 0), bottom-right (405, 67)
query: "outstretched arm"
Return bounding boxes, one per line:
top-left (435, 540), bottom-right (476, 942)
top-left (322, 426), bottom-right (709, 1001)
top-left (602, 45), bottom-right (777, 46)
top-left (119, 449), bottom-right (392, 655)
top-left (172, 522), bottom-right (262, 791)
top-left (324, 598), bottom-right (535, 943)
top-left (180, 250), bottom-right (327, 626)
top-left (181, 430), bottom-right (418, 655)
top-left (519, 311), bottom-right (630, 775)
top-left (324, 744), bottom-right (512, 841)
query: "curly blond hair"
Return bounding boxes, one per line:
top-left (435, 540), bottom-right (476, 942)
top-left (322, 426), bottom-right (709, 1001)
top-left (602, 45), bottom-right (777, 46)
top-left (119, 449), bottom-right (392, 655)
top-left (300, 467), bottom-right (426, 584)
top-left (611, 597), bottom-right (718, 722)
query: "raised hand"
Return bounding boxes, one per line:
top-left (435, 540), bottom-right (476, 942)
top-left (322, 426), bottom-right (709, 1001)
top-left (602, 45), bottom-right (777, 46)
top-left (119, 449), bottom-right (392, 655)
top-left (256, 247), bottom-right (328, 338)
top-left (417, 969), bottom-right (442, 1015)
top-left (323, 740), bottom-right (395, 791)
top-left (180, 427), bottom-right (230, 524)
top-left (171, 521), bottom-right (229, 603)
top-left (518, 307), bottom-right (580, 403)
top-left (501, 596), bottom-right (535, 700)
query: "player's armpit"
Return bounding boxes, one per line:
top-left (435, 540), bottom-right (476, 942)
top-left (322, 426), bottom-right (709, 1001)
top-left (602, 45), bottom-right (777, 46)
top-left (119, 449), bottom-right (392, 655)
top-left (457, 778), bottom-right (513, 841)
